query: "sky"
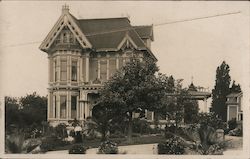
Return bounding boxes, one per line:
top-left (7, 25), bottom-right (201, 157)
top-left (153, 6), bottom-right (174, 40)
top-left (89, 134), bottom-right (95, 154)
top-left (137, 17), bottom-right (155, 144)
top-left (0, 1), bottom-right (249, 99)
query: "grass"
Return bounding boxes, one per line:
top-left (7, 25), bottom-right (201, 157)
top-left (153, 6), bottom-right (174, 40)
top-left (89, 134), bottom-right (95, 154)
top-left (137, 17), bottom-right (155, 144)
top-left (50, 134), bottom-right (165, 151)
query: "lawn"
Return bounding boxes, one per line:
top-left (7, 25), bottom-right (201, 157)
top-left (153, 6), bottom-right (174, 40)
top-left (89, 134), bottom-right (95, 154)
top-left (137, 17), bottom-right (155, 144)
top-left (50, 134), bottom-right (165, 151)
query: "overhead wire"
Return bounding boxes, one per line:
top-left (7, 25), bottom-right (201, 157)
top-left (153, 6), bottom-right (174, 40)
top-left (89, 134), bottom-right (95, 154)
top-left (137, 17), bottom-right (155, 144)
top-left (0, 11), bottom-right (241, 48)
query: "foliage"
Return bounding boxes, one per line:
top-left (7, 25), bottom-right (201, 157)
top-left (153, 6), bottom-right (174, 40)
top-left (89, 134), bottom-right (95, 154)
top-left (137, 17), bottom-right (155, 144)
top-left (5, 133), bottom-right (25, 153)
top-left (92, 104), bottom-right (114, 141)
top-left (157, 136), bottom-right (185, 154)
top-left (98, 140), bottom-right (118, 154)
top-left (132, 118), bottom-right (151, 134)
top-left (5, 93), bottom-right (47, 138)
top-left (157, 77), bottom-right (187, 127)
top-left (230, 80), bottom-right (242, 93)
top-left (97, 58), bottom-right (168, 142)
top-left (83, 117), bottom-right (98, 140)
top-left (68, 144), bottom-right (87, 154)
top-left (211, 61), bottom-right (231, 121)
top-left (228, 118), bottom-right (237, 130)
top-left (197, 112), bottom-right (226, 130)
top-left (54, 123), bottom-right (68, 139)
top-left (40, 136), bottom-right (69, 152)
top-left (183, 100), bottom-right (199, 124)
top-left (109, 131), bottom-right (126, 139)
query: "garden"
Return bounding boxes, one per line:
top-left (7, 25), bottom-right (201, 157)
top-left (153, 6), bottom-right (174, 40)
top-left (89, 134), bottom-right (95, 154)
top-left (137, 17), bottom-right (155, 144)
top-left (5, 59), bottom-right (243, 155)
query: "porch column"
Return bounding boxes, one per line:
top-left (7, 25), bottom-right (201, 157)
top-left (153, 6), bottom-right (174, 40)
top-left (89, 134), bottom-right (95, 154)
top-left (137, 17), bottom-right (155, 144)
top-left (47, 90), bottom-right (51, 120)
top-left (204, 97), bottom-right (207, 113)
top-left (79, 57), bottom-right (83, 82)
top-left (56, 94), bottom-right (60, 119)
top-left (85, 53), bottom-right (90, 82)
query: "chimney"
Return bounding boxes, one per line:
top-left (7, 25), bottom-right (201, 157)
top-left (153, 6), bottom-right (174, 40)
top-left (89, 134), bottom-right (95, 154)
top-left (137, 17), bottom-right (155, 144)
top-left (62, 4), bottom-right (69, 14)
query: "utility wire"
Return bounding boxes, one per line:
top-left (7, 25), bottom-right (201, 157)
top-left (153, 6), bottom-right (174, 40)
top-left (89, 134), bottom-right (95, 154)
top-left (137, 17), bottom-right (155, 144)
top-left (155, 11), bottom-right (241, 26)
top-left (0, 11), bottom-right (241, 48)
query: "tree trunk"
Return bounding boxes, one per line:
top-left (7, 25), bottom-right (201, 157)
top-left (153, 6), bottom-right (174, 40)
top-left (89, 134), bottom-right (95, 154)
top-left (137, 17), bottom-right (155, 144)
top-left (127, 112), bottom-right (133, 143)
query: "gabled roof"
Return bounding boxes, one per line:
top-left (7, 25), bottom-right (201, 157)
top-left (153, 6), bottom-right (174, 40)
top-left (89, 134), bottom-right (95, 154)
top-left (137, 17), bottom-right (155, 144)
top-left (226, 92), bottom-right (243, 98)
top-left (133, 25), bottom-right (154, 41)
top-left (72, 16), bottom-right (148, 51)
top-left (40, 8), bottom-right (157, 61)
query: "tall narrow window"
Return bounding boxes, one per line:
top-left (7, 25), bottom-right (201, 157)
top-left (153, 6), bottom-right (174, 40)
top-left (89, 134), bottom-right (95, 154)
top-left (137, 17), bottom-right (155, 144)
top-left (72, 61), bottom-right (77, 81)
top-left (54, 60), bottom-right (57, 82)
top-left (100, 60), bottom-right (107, 80)
top-left (61, 60), bottom-right (67, 81)
top-left (109, 59), bottom-right (116, 77)
top-left (60, 96), bottom-right (67, 119)
top-left (90, 59), bottom-right (98, 81)
top-left (54, 96), bottom-right (57, 118)
top-left (71, 96), bottom-right (77, 119)
top-left (119, 58), bottom-right (123, 69)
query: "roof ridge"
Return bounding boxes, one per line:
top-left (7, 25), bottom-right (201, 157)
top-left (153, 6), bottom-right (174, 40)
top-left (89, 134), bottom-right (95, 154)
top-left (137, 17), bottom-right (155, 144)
top-left (77, 17), bottom-right (130, 21)
top-left (133, 25), bottom-right (153, 27)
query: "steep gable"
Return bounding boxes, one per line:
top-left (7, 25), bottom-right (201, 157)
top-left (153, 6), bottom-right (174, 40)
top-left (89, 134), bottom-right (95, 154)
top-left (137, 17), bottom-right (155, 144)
top-left (39, 7), bottom-right (92, 53)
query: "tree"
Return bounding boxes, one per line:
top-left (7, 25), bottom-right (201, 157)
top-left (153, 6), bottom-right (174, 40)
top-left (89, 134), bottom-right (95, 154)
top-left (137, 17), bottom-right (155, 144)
top-left (184, 100), bottom-right (199, 124)
top-left (211, 61), bottom-right (231, 121)
top-left (19, 92), bottom-right (47, 126)
top-left (230, 80), bottom-right (241, 93)
top-left (158, 77), bottom-right (188, 127)
top-left (5, 93), bottom-right (47, 136)
top-left (97, 58), bottom-right (167, 142)
top-left (5, 97), bottom-right (21, 132)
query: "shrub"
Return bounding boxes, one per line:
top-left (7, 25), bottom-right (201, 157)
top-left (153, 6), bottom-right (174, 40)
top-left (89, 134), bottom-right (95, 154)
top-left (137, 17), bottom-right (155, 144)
top-left (110, 131), bottom-right (125, 138)
top-left (228, 118), bottom-right (237, 130)
top-left (68, 144), bottom-right (87, 154)
top-left (158, 136), bottom-right (185, 154)
top-left (54, 123), bottom-right (68, 139)
top-left (98, 140), bottom-right (118, 154)
top-left (40, 136), bottom-right (69, 152)
top-left (197, 113), bottom-right (226, 130)
top-left (132, 118), bottom-right (151, 134)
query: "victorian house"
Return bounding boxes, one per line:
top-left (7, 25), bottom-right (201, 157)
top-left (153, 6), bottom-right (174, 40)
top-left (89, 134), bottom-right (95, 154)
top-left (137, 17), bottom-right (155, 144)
top-left (226, 92), bottom-right (243, 122)
top-left (39, 5), bottom-right (156, 125)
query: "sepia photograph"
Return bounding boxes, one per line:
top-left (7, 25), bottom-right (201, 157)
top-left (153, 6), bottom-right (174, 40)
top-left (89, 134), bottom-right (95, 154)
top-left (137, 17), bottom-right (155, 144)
top-left (0, 1), bottom-right (249, 158)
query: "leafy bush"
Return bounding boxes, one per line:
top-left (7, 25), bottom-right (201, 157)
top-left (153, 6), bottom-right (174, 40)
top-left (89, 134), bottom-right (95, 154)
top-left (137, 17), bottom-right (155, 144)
top-left (132, 118), bottom-right (151, 134)
top-left (110, 131), bottom-right (125, 138)
top-left (54, 123), bottom-right (68, 139)
top-left (197, 113), bottom-right (226, 130)
top-left (40, 136), bottom-right (69, 152)
top-left (228, 118), bottom-right (237, 130)
top-left (98, 140), bottom-right (118, 154)
top-left (68, 144), bottom-right (87, 154)
top-left (158, 136), bottom-right (185, 154)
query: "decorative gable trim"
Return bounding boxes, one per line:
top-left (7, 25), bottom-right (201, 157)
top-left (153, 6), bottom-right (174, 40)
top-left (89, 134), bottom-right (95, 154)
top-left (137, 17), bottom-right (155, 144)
top-left (117, 33), bottom-right (139, 51)
top-left (39, 12), bottom-right (92, 53)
